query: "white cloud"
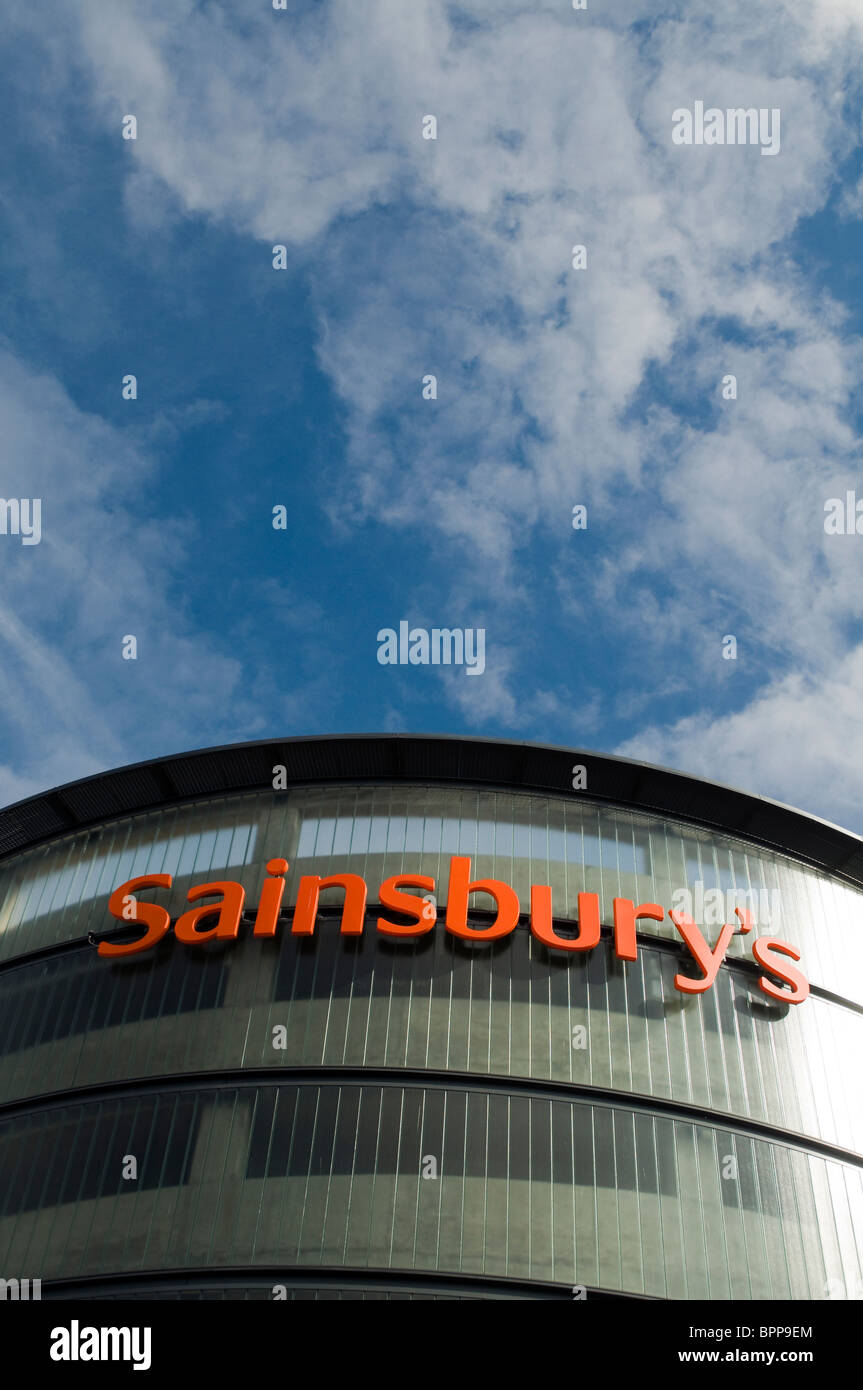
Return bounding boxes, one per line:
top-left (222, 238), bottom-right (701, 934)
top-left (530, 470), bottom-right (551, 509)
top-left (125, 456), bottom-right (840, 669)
top-left (616, 644), bottom-right (863, 830)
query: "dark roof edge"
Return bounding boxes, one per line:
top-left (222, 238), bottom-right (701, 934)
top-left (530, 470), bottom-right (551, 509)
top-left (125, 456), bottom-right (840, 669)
top-left (1, 733), bottom-right (862, 889)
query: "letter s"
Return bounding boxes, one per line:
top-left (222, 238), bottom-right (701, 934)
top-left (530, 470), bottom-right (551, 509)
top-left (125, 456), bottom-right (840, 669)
top-left (377, 875), bottom-right (437, 936)
top-left (99, 874), bottom-right (173, 957)
top-left (751, 937), bottom-right (810, 1004)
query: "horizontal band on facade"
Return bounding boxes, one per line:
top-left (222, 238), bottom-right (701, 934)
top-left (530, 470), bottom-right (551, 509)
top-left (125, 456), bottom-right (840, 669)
top-left (2, 1064), bottom-right (861, 1170)
top-left (5, 912), bottom-right (859, 1017)
top-left (37, 1265), bottom-right (661, 1301)
top-left (1, 733), bottom-right (862, 887)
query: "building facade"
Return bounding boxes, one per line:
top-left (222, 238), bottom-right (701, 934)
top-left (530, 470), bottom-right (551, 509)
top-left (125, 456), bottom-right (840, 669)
top-left (0, 735), bottom-right (861, 1301)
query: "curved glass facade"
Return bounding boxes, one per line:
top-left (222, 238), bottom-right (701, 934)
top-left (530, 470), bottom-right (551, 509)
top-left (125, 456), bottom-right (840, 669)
top-left (0, 777), bottom-right (861, 1300)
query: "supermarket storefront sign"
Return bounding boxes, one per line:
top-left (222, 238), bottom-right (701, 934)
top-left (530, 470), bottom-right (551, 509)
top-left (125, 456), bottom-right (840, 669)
top-left (99, 855), bottom-right (810, 1004)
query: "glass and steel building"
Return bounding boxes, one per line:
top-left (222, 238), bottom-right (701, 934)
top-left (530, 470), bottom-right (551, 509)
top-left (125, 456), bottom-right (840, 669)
top-left (0, 734), bottom-right (861, 1300)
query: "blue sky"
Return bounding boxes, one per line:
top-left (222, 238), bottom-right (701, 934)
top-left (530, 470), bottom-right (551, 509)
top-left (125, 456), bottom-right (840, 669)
top-left (1, 0), bottom-right (863, 828)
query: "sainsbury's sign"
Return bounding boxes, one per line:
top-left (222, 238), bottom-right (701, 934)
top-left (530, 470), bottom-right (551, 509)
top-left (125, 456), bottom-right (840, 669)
top-left (99, 855), bottom-right (810, 1004)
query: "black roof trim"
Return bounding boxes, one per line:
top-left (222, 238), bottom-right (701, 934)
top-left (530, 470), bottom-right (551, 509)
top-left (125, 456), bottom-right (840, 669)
top-left (1, 733), bottom-right (862, 888)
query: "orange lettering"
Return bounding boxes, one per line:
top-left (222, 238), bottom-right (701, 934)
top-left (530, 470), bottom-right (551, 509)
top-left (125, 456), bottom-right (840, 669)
top-left (101, 864), bottom-right (811, 1010)
top-left (530, 886), bottom-right (600, 951)
top-left (612, 899), bottom-right (663, 961)
top-left (292, 873), bottom-right (367, 935)
top-left (99, 874), bottom-right (173, 957)
top-left (751, 937), bottom-right (810, 1004)
top-left (445, 856), bottom-right (519, 940)
top-left (669, 910), bottom-right (736, 994)
top-left (253, 858), bottom-right (289, 937)
top-left (378, 874), bottom-right (437, 936)
top-left (734, 906), bottom-right (754, 933)
top-left (174, 880), bottom-right (245, 944)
